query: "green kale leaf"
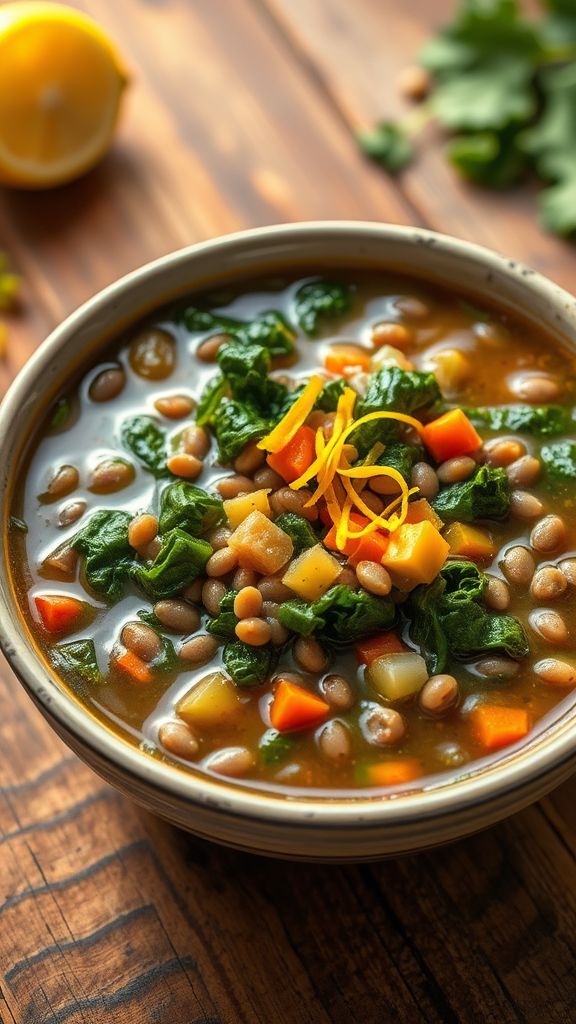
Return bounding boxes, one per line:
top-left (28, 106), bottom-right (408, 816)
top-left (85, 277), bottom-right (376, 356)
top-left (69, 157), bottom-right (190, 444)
top-left (465, 403), bottom-right (571, 437)
top-left (196, 374), bottom-right (226, 427)
top-left (212, 399), bottom-right (271, 464)
top-left (375, 442), bottom-right (424, 483)
top-left (121, 415), bottom-right (167, 477)
top-left (206, 590), bottom-right (238, 639)
top-left (279, 584), bottom-right (395, 643)
top-left (353, 368), bottom-right (440, 453)
top-left (223, 640), bottom-right (275, 686)
top-left (217, 341), bottom-right (272, 404)
top-left (540, 440), bottom-right (576, 480)
top-left (314, 378), bottom-right (347, 412)
top-left (135, 528), bottom-right (211, 600)
top-left (159, 481), bottom-right (224, 536)
top-left (72, 510), bottom-right (136, 602)
top-left (447, 129), bottom-right (526, 187)
top-left (274, 513), bottom-right (318, 556)
top-left (433, 465), bottom-right (509, 521)
top-left (54, 639), bottom-right (101, 691)
top-left (293, 280), bottom-right (352, 336)
top-left (182, 305), bottom-right (295, 356)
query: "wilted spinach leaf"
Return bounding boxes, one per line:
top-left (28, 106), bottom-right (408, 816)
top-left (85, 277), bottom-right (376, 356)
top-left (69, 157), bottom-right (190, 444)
top-left (293, 280), bottom-right (352, 336)
top-left (432, 466), bottom-right (510, 521)
top-left (135, 529), bottom-right (212, 600)
top-left (223, 640), bottom-right (275, 686)
top-left (72, 510), bottom-right (136, 602)
top-left (121, 415), bottom-right (167, 477)
top-left (279, 584), bottom-right (395, 643)
top-left (159, 481), bottom-right (224, 536)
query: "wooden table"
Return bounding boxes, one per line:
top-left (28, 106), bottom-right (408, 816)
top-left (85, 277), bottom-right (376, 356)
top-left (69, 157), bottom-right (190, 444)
top-left (1, 2), bottom-right (575, 1021)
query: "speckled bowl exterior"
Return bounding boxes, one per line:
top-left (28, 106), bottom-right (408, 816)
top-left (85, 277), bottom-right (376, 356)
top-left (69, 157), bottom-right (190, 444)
top-left (2, 222), bottom-right (576, 861)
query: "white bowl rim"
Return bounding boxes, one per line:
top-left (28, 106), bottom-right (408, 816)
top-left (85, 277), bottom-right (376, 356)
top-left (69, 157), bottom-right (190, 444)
top-left (2, 219), bottom-right (576, 829)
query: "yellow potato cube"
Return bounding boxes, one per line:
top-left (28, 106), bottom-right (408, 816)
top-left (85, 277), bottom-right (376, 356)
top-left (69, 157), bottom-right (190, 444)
top-left (382, 521), bottom-right (449, 585)
top-left (176, 672), bottom-right (241, 729)
top-left (404, 498), bottom-right (444, 531)
top-left (282, 544), bottom-right (341, 601)
top-left (223, 488), bottom-right (271, 529)
top-left (426, 348), bottom-right (471, 393)
top-left (444, 521), bottom-right (496, 561)
top-left (228, 509), bottom-right (293, 574)
top-left (368, 653), bottom-right (429, 701)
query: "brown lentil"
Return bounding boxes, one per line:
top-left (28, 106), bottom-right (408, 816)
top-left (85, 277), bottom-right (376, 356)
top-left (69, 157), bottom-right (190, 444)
top-left (89, 366), bottom-right (125, 402)
top-left (253, 465), bottom-right (284, 489)
top-left (128, 513), bottom-right (158, 550)
top-left (262, 601), bottom-right (280, 619)
top-left (154, 599), bottom-right (200, 633)
top-left (506, 455), bottom-right (541, 487)
top-left (207, 747), bottom-right (254, 777)
top-left (196, 333), bottom-right (230, 362)
top-left (530, 609), bottom-right (569, 644)
top-left (318, 720), bottom-right (352, 762)
top-left (294, 637), bottom-right (328, 674)
top-left (90, 459), bottom-right (134, 493)
top-left (336, 567), bottom-right (358, 589)
top-left (268, 620), bottom-right (290, 647)
top-left (485, 576), bottom-right (511, 611)
top-left (530, 515), bottom-right (566, 554)
top-left (206, 547), bottom-right (238, 578)
top-left (356, 561), bottom-right (392, 596)
top-left (234, 586), bottom-right (263, 619)
top-left (501, 546), bottom-right (535, 587)
top-left (370, 474), bottom-right (402, 496)
top-left (159, 721), bottom-right (199, 760)
top-left (319, 674), bottom-right (355, 710)
top-left (371, 321), bottom-right (413, 349)
top-left (360, 490), bottom-right (384, 515)
top-left (232, 566), bottom-right (258, 591)
top-left (202, 578), bottom-right (226, 616)
top-left (419, 675), bottom-right (459, 714)
top-left (270, 486), bottom-right (318, 521)
top-left (179, 634), bottom-right (219, 663)
top-left (207, 526), bottom-right (232, 550)
top-left (183, 578), bottom-right (204, 604)
top-left (484, 438), bottom-right (526, 467)
top-left (411, 462), bottom-right (439, 499)
top-left (58, 500), bottom-right (86, 526)
top-left (235, 617), bottom-right (271, 646)
top-left (216, 474), bottom-right (257, 499)
top-left (154, 395), bottom-right (194, 419)
top-left (476, 657), bottom-right (520, 679)
top-left (531, 566), bottom-right (568, 602)
top-left (121, 621), bottom-right (162, 662)
top-left (234, 441), bottom-right (266, 475)
top-left (258, 576), bottom-right (293, 603)
top-left (437, 456), bottom-right (476, 484)
top-left (512, 374), bottom-right (560, 403)
top-left (166, 453), bottom-right (203, 480)
top-left (181, 424), bottom-right (210, 457)
top-left (509, 490), bottom-right (545, 519)
top-left (364, 706), bottom-right (406, 746)
top-left (534, 658), bottom-right (576, 687)
top-left (46, 464), bottom-right (79, 499)
top-left (129, 328), bottom-right (175, 380)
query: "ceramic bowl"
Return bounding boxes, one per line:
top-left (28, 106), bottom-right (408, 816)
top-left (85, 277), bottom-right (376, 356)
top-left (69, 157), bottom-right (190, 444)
top-left (2, 222), bottom-right (576, 861)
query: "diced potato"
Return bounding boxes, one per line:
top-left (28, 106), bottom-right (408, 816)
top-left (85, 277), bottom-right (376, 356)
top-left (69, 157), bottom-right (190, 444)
top-left (370, 344), bottom-right (414, 372)
top-left (176, 671), bottom-right (241, 729)
top-left (382, 521), bottom-right (449, 585)
top-left (224, 489), bottom-right (271, 529)
top-left (282, 544), bottom-right (341, 600)
top-left (367, 653), bottom-right (428, 702)
top-left (228, 509), bottom-right (293, 574)
top-left (444, 521), bottom-right (496, 561)
top-left (425, 348), bottom-right (471, 393)
top-left (404, 498), bottom-right (444, 531)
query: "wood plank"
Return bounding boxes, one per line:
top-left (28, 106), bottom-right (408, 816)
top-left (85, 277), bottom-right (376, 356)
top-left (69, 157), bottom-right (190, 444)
top-left (263, 0), bottom-right (576, 291)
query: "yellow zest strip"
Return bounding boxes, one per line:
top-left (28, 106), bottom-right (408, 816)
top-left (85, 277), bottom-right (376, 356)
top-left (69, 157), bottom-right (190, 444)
top-left (291, 387), bottom-right (357, 490)
top-left (336, 492), bottom-right (355, 550)
top-left (257, 374), bottom-right (324, 453)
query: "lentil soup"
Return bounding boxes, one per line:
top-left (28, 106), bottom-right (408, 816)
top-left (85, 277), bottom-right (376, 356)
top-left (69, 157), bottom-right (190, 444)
top-left (10, 269), bottom-right (576, 794)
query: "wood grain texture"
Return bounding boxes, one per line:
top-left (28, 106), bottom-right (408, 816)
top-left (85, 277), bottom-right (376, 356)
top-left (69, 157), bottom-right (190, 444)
top-left (1, 1), bottom-right (575, 1021)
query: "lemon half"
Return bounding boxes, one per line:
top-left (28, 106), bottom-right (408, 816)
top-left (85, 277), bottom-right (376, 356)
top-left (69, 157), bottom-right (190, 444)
top-left (0, 2), bottom-right (128, 188)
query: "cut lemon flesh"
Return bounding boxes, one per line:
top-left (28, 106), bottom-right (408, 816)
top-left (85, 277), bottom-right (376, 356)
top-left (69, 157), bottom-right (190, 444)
top-left (0, 3), bottom-right (128, 187)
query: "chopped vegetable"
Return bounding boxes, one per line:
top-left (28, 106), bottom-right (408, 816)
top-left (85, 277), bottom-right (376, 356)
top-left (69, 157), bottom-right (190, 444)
top-left (466, 404), bottom-right (571, 436)
top-left (471, 705), bottom-right (530, 751)
top-left (382, 521), bottom-right (450, 585)
top-left (422, 408), bottom-right (482, 462)
top-left (228, 510), bottom-right (294, 574)
top-left (223, 640), bottom-right (275, 687)
top-left (355, 631), bottom-right (408, 665)
top-left (223, 488), bottom-right (272, 529)
top-left (274, 513), bottom-right (318, 555)
top-left (206, 590), bottom-right (238, 639)
top-left (365, 758), bottom-right (422, 787)
top-left (177, 672), bottom-right (241, 728)
top-left (282, 544), bottom-right (341, 601)
top-left (540, 440), bottom-right (576, 481)
top-left (72, 510), bottom-right (137, 602)
top-left (270, 679), bottom-right (329, 732)
top-left (115, 650), bottom-right (153, 684)
top-left (196, 374), bottom-right (226, 427)
top-left (347, 529), bottom-right (390, 568)
top-left (121, 415), bottom-right (167, 477)
top-left (314, 378), bottom-right (347, 412)
top-left (183, 305), bottom-right (295, 356)
top-left (354, 368), bottom-right (440, 453)
top-left (279, 584), bottom-right (395, 643)
top-left (324, 345), bottom-right (371, 376)
top-left (259, 729), bottom-right (294, 765)
top-left (54, 639), bottom-right (101, 687)
top-left (293, 279), bottom-right (352, 336)
top-left (159, 481), bottom-right (224, 536)
top-left (267, 425), bottom-right (316, 482)
top-left (213, 399), bottom-right (271, 464)
top-left (135, 529), bottom-right (212, 599)
top-left (404, 498), bottom-right (444, 530)
top-left (432, 466), bottom-right (510, 521)
top-left (444, 521), bottom-right (496, 561)
top-left (367, 652), bottom-right (429, 701)
top-left (257, 375), bottom-right (324, 454)
top-left (34, 594), bottom-right (85, 633)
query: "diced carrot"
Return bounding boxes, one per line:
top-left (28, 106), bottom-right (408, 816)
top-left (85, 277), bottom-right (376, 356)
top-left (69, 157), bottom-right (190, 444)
top-left (116, 650), bottom-right (153, 684)
top-left (324, 345), bottom-right (371, 377)
top-left (405, 498), bottom-right (444, 531)
top-left (421, 408), bottom-right (482, 463)
top-left (355, 631), bottom-right (408, 665)
top-left (34, 594), bottom-right (84, 633)
top-left (382, 521), bottom-right (449, 585)
top-left (366, 758), bottom-right (422, 787)
top-left (444, 521), bottom-right (496, 561)
top-left (471, 705), bottom-right (530, 751)
top-left (267, 425), bottom-right (316, 483)
top-left (323, 513), bottom-right (368, 557)
top-left (348, 530), bottom-right (390, 567)
top-left (270, 679), bottom-right (329, 732)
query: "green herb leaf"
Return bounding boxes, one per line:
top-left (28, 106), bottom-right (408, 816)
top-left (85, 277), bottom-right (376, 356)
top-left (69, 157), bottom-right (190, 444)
top-left (223, 640), bottom-right (275, 686)
top-left (259, 729), bottom-right (294, 765)
top-left (432, 465), bottom-right (510, 521)
top-left (540, 440), bottom-right (576, 480)
top-left (358, 121), bottom-right (413, 173)
top-left (279, 584), bottom-right (395, 644)
top-left (72, 510), bottom-right (136, 602)
top-left (217, 341), bottom-right (272, 404)
top-left (447, 130), bottom-right (526, 187)
top-left (54, 639), bottom-right (101, 689)
top-left (465, 404), bottom-right (571, 436)
top-left (182, 306), bottom-right (295, 356)
top-left (159, 481), bottom-right (224, 536)
top-left (206, 590), bottom-right (238, 639)
top-left (314, 378), bottom-right (347, 412)
top-left (196, 374), bottom-right (227, 427)
top-left (375, 442), bottom-right (424, 483)
top-left (274, 514), bottom-right (318, 556)
top-left (212, 399), bottom-right (271, 464)
top-left (135, 528), bottom-right (211, 600)
top-left (121, 415), bottom-right (167, 477)
top-left (293, 280), bottom-right (352, 336)
top-left (353, 368), bottom-right (440, 453)
top-left (433, 58), bottom-right (535, 132)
